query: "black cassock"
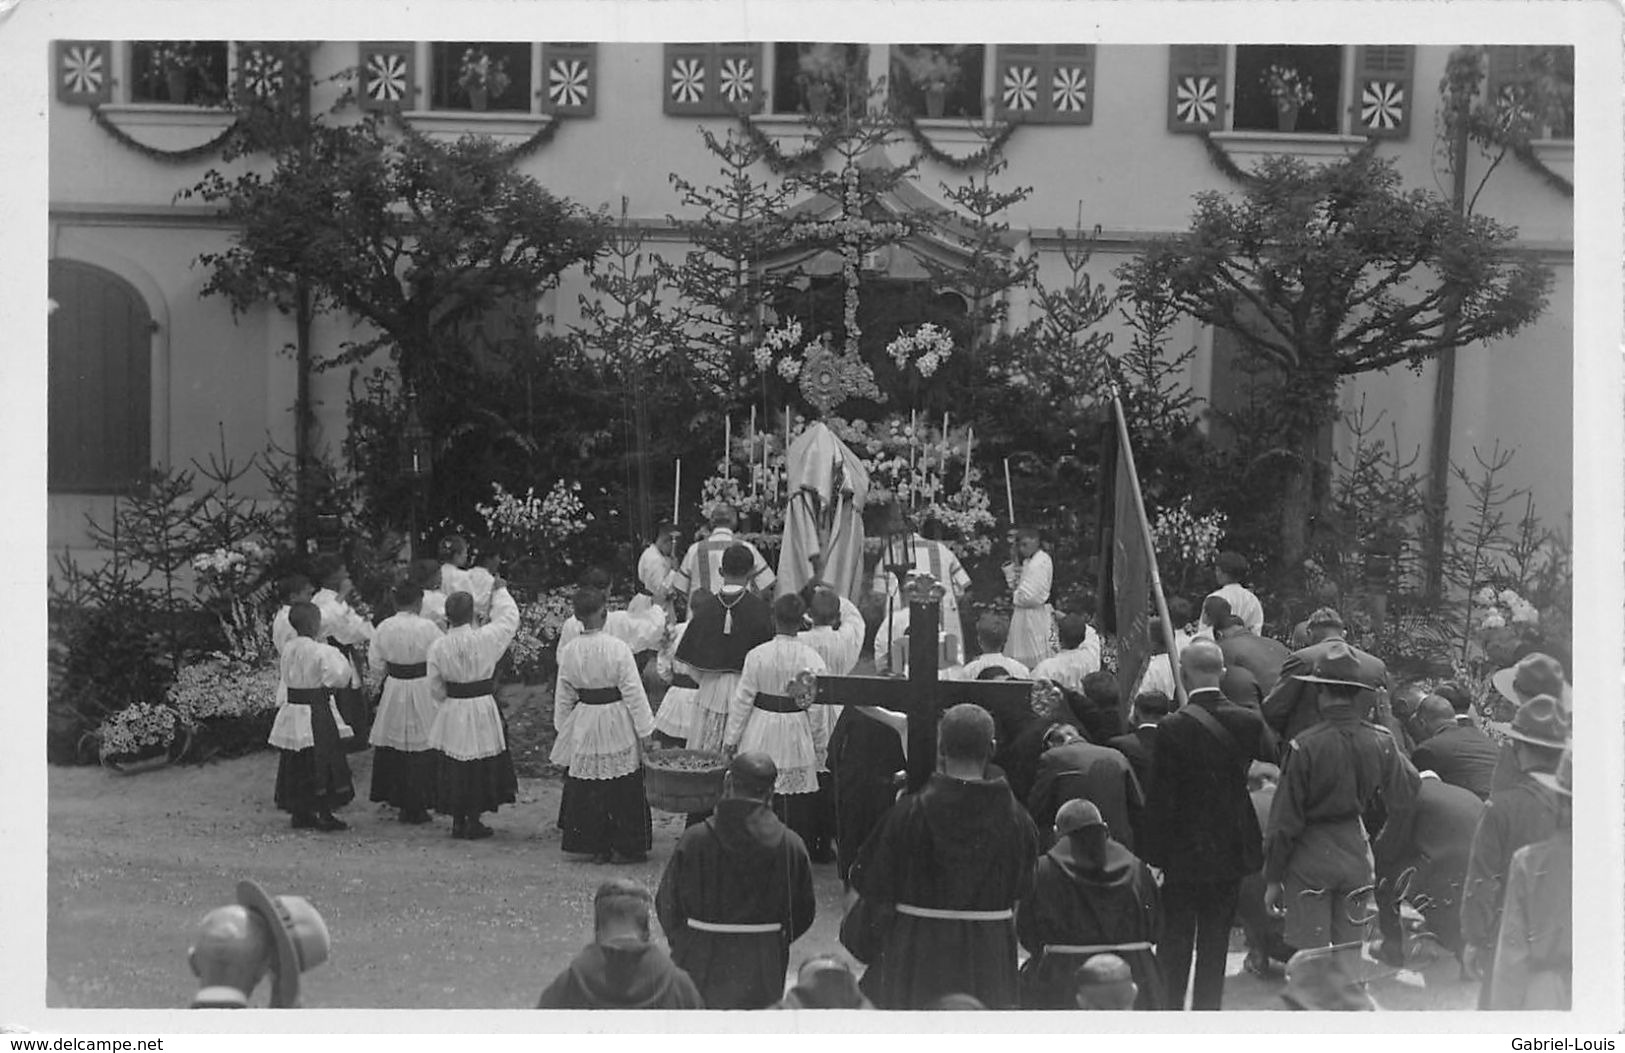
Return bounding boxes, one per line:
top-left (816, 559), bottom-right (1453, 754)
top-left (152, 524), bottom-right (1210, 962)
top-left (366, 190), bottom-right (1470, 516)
top-left (828, 706), bottom-right (907, 886)
top-left (849, 773), bottom-right (1039, 1009)
top-left (655, 797), bottom-right (816, 1009)
top-left (1016, 836), bottom-right (1166, 1010)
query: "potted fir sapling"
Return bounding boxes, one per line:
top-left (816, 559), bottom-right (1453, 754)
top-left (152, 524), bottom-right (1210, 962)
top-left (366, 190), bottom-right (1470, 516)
top-left (1262, 63), bottom-right (1314, 132)
top-left (901, 47), bottom-right (963, 118)
top-left (458, 47), bottom-right (512, 111)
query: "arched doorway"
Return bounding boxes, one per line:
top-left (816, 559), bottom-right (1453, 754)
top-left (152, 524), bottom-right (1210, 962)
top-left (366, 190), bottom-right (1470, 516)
top-left (49, 258), bottom-right (153, 493)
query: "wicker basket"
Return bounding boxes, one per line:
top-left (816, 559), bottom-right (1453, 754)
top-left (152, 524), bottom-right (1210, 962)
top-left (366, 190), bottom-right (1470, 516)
top-left (644, 748), bottom-right (727, 813)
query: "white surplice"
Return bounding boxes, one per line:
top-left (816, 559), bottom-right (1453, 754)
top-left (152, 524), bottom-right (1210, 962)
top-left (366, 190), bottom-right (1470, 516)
top-left (1004, 549), bottom-right (1055, 669)
top-left (366, 612), bottom-right (443, 752)
top-left (725, 635), bottom-right (828, 795)
top-left (311, 588), bottom-right (373, 687)
top-left (550, 629), bottom-right (656, 780)
top-left (653, 619), bottom-right (699, 740)
top-left (425, 587), bottom-right (519, 762)
top-left (268, 636), bottom-right (355, 750)
top-left (1031, 628), bottom-right (1103, 694)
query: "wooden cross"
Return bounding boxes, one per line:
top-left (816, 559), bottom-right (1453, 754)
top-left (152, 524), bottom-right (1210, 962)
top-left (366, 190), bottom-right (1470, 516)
top-left (790, 572), bottom-right (1058, 793)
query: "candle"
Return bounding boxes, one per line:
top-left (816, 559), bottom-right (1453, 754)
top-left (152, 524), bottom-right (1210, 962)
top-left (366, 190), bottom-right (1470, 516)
top-left (963, 426), bottom-right (973, 492)
top-left (724, 415), bottom-right (731, 477)
top-left (784, 409), bottom-right (792, 499)
top-left (673, 459), bottom-right (681, 524)
top-left (1003, 458), bottom-right (1016, 526)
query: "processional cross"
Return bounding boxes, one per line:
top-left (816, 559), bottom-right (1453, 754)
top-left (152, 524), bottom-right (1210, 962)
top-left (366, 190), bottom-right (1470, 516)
top-left (790, 571), bottom-right (1061, 793)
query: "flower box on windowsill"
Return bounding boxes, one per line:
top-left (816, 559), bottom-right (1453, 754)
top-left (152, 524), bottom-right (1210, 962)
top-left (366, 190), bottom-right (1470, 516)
top-left (402, 110), bottom-right (553, 146)
top-left (1209, 130), bottom-right (1371, 165)
top-left (93, 103), bottom-right (236, 151)
top-left (1529, 138), bottom-right (1573, 184)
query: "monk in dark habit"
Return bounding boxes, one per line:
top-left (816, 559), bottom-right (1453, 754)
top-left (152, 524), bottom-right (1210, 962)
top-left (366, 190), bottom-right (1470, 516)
top-left (848, 703), bottom-right (1040, 1009)
top-left (655, 751), bottom-right (816, 1009)
top-left (536, 879), bottom-right (703, 1010)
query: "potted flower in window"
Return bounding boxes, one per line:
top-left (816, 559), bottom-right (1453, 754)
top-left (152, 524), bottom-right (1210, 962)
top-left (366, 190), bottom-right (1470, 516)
top-left (147, 41), bottom-right (200, 104)
top-left (1262, 63), bottom-right (1315, 132)
top-left (797, 43), bottom-right (850, 115)
top-left (458, 47), bottom-right (511, 111)
top-left (900, 46), bottom-right (963, 119)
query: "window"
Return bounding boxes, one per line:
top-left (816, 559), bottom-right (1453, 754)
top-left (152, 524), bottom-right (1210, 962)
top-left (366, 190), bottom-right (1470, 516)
top-left (770, 43), bottom-right (867, 116)
top-left (1167, 45), bottom-right (1415, 139)
top-left (48, 260), bottom-right (152, 494)
top-left (429, 42), bottom-right (533, 112)
top-left (890, 45), bottom-right (986, 119)
top-left (128, 41), bottom-right (230, 105)
top-left (1233, 45), bottom-right (1341, 134)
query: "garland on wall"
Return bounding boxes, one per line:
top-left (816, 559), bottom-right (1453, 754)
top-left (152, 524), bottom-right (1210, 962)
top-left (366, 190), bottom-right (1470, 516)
top-left (737, 115), bottom-right (840, 173)
top-left (898, 111), bottom-right (1020, 171)
top-left (1198, 130), bottom-right (1381, 188)
top-left (1512, 142), bottom-right (1574, 198)
top-left (396, 112), bottom-right (565, 162)
top-left (88, 104), bottom-right (244, 163)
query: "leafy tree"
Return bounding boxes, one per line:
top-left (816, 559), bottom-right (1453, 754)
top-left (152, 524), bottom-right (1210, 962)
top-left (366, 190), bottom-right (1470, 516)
top-left (1116, 151), bottom-right (1552, 571)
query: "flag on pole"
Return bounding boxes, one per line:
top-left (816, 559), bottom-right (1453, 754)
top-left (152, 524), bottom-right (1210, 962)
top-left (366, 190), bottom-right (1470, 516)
top-left (1101, 416), bottom-right (1153, 708)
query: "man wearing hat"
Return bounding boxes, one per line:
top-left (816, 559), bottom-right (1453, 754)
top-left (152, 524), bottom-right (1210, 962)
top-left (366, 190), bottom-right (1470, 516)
top-left (1492, 652), bottom-right (1573, 715)
top-left (1017, 798), bottom-right (1165, 1010)
top-left (1263, 643), bottom-right (1420, 973)
top-left (1460, 693), bottom-right (1569, 1006)
top-left (188, 881), bottom-right (330, 1008)
top-left (1488, 750), bottom-right (1572, 1009)
top-left (1262, 607), bottom-right (1390, 744)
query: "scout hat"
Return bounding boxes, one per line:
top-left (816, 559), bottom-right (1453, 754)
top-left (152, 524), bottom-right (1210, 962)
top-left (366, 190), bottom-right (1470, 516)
top-left (1280, 948), bottom-right (1375, 1011)
top-left (1489, 693), bottom-right (1572, 749)
top-left (236, 880), bottom-right (331, 1008)
top-left (1491, 652), bottom-right (1573, 708)
top-left (1294, 641), bottom-right (1371, 690)
top-left (1528, 748), bottom-right (1574, 798)
top-left (1054, 798), bottom-right (1106, 837)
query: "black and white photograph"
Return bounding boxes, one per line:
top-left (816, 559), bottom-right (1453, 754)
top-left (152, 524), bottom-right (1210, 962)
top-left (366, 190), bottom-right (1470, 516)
top-left (3, 0), bottom-right (1621, 1034)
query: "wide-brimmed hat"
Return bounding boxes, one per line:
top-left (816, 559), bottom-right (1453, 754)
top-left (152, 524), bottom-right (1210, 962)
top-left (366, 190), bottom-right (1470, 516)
top-left (1491, 653), bottom-right (1573, 708)
top-left (1055, 798), bottom-right (1106, 837)
top-left (1489, 693), bottom-right (1572, 749)
top-left (1294, 642), bottom-right (1372, 690)
top-left (1529, 749), bottom-right (1574, 798)
top-left (1281, 949), bottom-right (1375, 1011)
top-left (236, 881), bottom-right (330, 1008)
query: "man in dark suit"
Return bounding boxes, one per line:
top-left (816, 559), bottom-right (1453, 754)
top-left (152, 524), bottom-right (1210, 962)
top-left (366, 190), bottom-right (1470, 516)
top-left (1108, 690), bottom-right (1172, 799)
top-left (1260, 607), bottom-right (1388, 744)
top-left (1140, 640), bottom-right (1277, 1010)
top-left (1371, 770), bottom-right (1485, 966)
top-left (1028, 723), bottom-right (1143, 852)
top-left (1206, 596), bottom-right (1290, 697)
top-left (1409, 694), bottom-right (1500, 800)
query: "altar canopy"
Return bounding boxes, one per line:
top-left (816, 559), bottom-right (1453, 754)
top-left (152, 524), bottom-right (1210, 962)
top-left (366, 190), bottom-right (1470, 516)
top-left (776, 422), bottom-right (871, 601)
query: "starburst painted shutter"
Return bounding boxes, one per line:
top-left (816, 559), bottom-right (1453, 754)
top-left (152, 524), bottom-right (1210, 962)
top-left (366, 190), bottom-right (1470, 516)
top-left (541, 42), bottom-right (596, 116)
top-left (57, 40), bottom-right (112, 105)
top-left (664, 43), bottom-right (763, 116)
top-left (1484, 45), bottom-right (1537, 125)
top-left (994, 44), bottom-right (1095, 125)
top-left (1167, 45), bottom-right (1225, 133)
top-left (360, 42), bottom-right (415, 112)
top-left (1351, 45), bottom-right (1412, 138)
top-left (235, 42), bottom-right (312, 115)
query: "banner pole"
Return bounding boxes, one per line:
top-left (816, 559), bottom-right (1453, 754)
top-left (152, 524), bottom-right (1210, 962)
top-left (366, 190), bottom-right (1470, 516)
top-left (1111, 395), bottom-right (1187, 709)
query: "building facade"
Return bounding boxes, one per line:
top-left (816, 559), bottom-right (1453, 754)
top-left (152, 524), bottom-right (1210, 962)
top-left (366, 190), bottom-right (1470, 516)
top-left (47, 41), bottom-right (1574, 564)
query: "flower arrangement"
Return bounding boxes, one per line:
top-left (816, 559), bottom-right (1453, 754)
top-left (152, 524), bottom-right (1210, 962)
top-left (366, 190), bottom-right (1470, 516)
top-left (167, 656), bottom-right (280, 725)
top-left (506, 588), bottom-right (577, 681)
top-left (1261, 64), bottom-right (1314, 111)
top-left (1150, 498), bottom-right (1228, 594)
top-left (192, 540), bottom-right (273, 593)
top-left (899, 46), bottom-right (963, 90)
top-left (146, 41), bottom-right (201, 77)
top-left (797, 42), bottom-right (851, 82)
top-left (886, 323), bottom-right (956, 379)
top-left (754, 321), bottom-right (806, 382)
top-left (97, 701), bottom-right (182, 763)
top-left (458, 47), bottom-right (512, 99)
top-left (475, 480), bottom-right (594, 557)
top-left (831, 417), bottom-right (997, 557)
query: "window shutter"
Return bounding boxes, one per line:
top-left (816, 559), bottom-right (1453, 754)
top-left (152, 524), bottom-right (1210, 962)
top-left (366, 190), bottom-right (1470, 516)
top-left (1484, 45), bottom-right (1537, 123)
top-left (1167, 45), bottom-right (1225, 133)
top-left (664, 43), bottom-right (762, 116)
top-left (359, 42), bottom-right (415, 111)
top-left (1352, 45), bottom-right (1413, 138)
top-left (995, 44), bottom-right (1095, 125)
top-left (541, 42), bottom-right (595, 117)
top-left (56, 41), bottom-right (112, 105)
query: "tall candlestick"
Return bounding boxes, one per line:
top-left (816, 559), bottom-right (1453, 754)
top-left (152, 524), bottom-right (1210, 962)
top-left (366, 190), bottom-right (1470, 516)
top-left (724, 416), bottom-right (731, 478)
top-left (910, 410), bottom-right (918, 507)
top-left (1003, 458), bottom-right (1016, 526)
top-left (673, 459), bottom-right (681, 524)
top-left (963, 426), bottom-right (973, 492)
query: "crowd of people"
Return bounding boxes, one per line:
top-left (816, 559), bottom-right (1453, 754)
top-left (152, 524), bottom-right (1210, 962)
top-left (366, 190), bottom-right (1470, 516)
top-left (249, 508), bottom-right (1573, 1012)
